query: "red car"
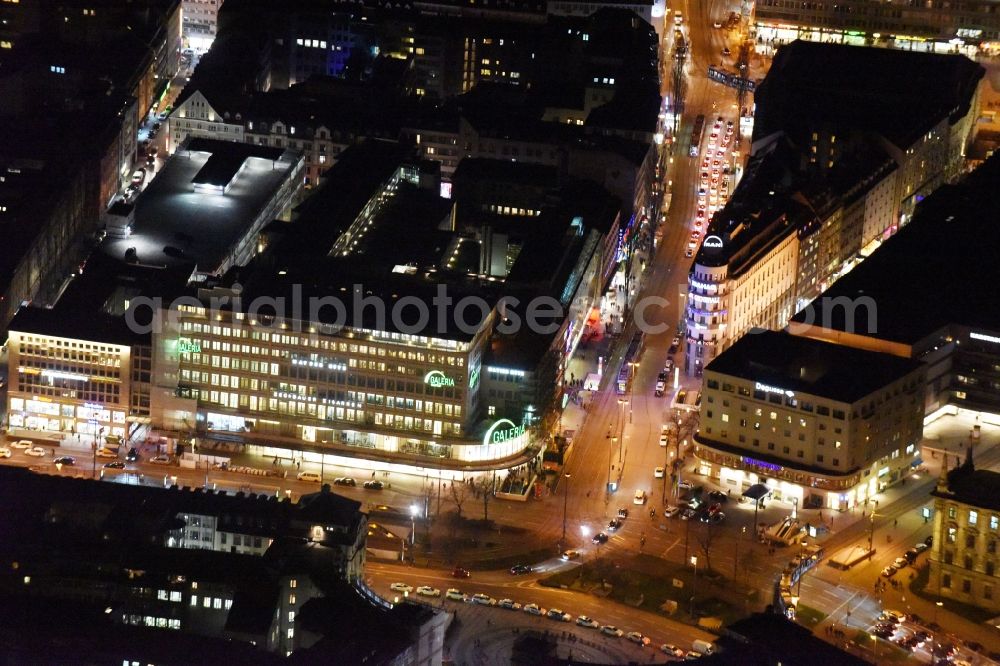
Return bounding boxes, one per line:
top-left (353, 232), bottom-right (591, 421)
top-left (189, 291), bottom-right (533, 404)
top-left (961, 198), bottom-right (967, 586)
top-left (452, 566), bottom-right (471, 578)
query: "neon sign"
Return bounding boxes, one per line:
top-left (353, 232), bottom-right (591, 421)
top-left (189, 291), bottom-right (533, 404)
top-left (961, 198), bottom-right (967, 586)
top-left (703, 235), bottom-right (723, 249)
top-left (755, 381), bottom-right (794, 397)
top-left (483, 418), bottom-right (526, 446)
top-left (178, 338), bottom-right (202, 354)
top-left (742, 456), bottom-right (782, 472)
top-left (971, 332), bottom-right (1000, 344)
top-left (424, 370), bottom-right (456, 388)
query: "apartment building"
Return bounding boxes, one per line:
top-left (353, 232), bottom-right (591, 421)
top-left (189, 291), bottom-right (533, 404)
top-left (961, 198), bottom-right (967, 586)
top-left (684, 42), bottom-right (984, 376)
top-left (694, 330), bottom-right (925, 510)
top-left (183, 0), bottom-right (224, 48)
top-left (930, 450), bottom-right (1000, 614)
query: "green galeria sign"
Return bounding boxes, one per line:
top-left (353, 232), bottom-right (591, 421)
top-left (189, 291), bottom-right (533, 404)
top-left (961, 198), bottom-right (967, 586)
top-left (424, 370), bottom-right (456, 388)
top-left (483, 418), bottom-right (526, 446)
top-left (178, 338), bottom-right (202, 354)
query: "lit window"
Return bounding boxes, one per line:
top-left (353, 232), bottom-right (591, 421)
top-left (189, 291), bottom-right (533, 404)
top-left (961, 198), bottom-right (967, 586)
top-left (203, 597), bottom-right (211, 608)
top-left (214, 597), bottom-right (222, 609)
top-left (170, 591), bottom-right (182, 602)
top-left (190, 595), bottom-right (198, 606)
top-left (287, 628), bottom-right (294, 639)
top-left (969, 510), bottom-right (978, 526)
top-left (289, 594), bottom-right (296, 605)
top-left (289, 580), bottom-right (297, 588)
top-left (991, 515), bottom-right (999, 531)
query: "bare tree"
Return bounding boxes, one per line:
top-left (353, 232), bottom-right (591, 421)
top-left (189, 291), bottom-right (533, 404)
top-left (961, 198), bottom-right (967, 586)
top-left (475, 475), bottom-right (495, 522)
top-left (450, 480), bottom-right (469, 518)
top-left (696, 522), bottom-right (718, 573)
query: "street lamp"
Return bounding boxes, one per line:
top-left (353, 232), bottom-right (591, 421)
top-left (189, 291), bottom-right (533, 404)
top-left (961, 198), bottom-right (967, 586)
top-left (409, 504), bottom-right (419, 546)
top-left (580, 524), bottom-right (591, 538)
top-left (690, 555), bottom-right (698, 618)
top-left (561, 473), bottom-right (571, 549)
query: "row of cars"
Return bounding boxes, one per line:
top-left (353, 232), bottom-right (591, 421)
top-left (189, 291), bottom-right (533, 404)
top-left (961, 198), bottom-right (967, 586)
top-left (387, 582), bottom-right (711, 659)
top-left (687, 117), bottom-right (735, 258)
top-left (0, 440), bottom-right (170, 468)
top-left (664, 488), bottom-right (728, 524)
top-left (881, 537), bottom-right (931, 578)
top-left (870, 608), bottom-right (976, 663)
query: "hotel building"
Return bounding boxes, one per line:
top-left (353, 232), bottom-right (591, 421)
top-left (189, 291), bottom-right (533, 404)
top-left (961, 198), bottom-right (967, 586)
top-left (929, 451), bottom-right (1000, 614)
top-left (684, 42), bottom-right (983, 376)
top-left (694, 330), bottom-right (925, 510)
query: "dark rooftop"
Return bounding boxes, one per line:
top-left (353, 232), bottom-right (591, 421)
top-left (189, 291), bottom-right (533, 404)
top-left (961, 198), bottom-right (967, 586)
top-left (702, 612), bottom-right (869, 665)
top-left (935, 450), bottom-right (1000, 512)
top-left (706, 329), bottom-right (923, 404)
top-left (754, 40), bottom-right (983, 151)
top-left (790, 151), bottom-right (1000, 345)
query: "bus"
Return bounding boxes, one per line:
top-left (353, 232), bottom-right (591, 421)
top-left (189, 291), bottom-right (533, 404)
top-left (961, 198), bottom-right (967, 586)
top-left (688, 114), bottom-right (705, 157)
top-left (616, 333), bottom-right (644, 395)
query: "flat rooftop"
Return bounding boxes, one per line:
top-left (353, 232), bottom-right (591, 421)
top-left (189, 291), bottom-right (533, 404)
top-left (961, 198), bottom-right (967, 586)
top-left (706, 329), bottom-right (923, 404)
top-left (102, 138), bottom-right (299, 274)
top-left (791, 152), bottom-right (1000, 345)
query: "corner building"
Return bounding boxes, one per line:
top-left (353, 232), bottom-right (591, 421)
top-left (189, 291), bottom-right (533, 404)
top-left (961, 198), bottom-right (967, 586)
top-left (694, 330), bottom-right (925, 510)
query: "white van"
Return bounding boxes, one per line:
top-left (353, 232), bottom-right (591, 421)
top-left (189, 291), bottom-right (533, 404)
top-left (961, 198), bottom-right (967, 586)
top-left (692, 639), bottom-right (715, 656)
top-left (297, 471), bottom-right (322, 483)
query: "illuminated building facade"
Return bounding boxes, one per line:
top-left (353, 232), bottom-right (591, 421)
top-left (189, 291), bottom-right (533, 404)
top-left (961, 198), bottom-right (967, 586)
top-left (694, 330), bottom-right (925, 511)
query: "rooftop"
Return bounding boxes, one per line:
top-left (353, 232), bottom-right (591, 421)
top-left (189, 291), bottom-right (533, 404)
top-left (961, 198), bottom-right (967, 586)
top-left (101, 138), bottom-right (301, 275)
top-left (754, 40), bottom-right (984, 151)
top-left (934, 449), bottom-right (1000, 512)
top-left (705, 329), bottom-right (923, 404)
top-left (790, 151), bottom-right (1000, 345)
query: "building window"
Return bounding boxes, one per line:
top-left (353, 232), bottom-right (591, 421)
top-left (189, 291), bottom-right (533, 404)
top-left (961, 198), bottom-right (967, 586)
top-left (947, 527), bottom-right (957, 543)
top-left (991, 515), bottom-right (999, 531)
top-left (986, 584), bottom-right (994, 600)
top-left (962, 579), bottom-right (972, 593)
top-left (942, 573), bottom-right (951, 588)
top-left (948, 506), bottom-right (957, 519)
top-left (190, 595), bottom-right (198, 606)
top-left (970, 510), bottom-right (978, 526)
top-left (967, 534), bottom-right (976, 549)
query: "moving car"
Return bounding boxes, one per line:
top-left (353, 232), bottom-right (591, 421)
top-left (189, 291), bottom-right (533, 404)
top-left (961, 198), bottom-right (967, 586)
top-left (126, 448), bottom-right (140, 461)
top-left (103, 461), bottom-right (126, 469)
top-left (333, 477), bottom-right (357, 486)
top-left (95, 447), bottom-right (118, 459)
top-left (600, 625), bottom-right (623, 637)
top-left (10, 440), bottom-right (32, 449)
top-left (617, 508), bottom-right (629, 519)
top-left (627, 632), bottom-right (650, 646)
top-left (471, 593), bottom-right (496, 606)
top-left (662, 644), bottom-right (685, 657)
top-left (678, 480), bottom-right (693, 491)
top-left (546, 608), bottom-right (571, 622)
top-left (633, 489), bottom-right (647, 505)
top-left (498, 599), bottom-right (521, 610)
top-left (607, 518), bottom-right (623, 531)
top-left (659, 433), bottom-right (668, 447)
top-left (664, 505), bottom-right (680, 518)
top-left (523, 603), bottom-right (544, 616)
top-left (53, 456), bottom-right (75, 465)
top-left (880, 609), bottom-right (906, 623)
top-left (149, 455), bottom-right (171, 465)
top-left (561, 549), bottom-right (581, 561)
top-left (25, 447), bottom-right (47, 457)
top-left (592, 532), bottom-right (609, 544)
top-left (0, 447), bottom-right (10, 458)
top-left (680, 507), bottom-right (697, 520)
top-left (451, 566), bottom-right (471, 578)
top-left (389, 582), bottom-right (413, 594)
top-left (297, 471), bottom-right (322, 483)
top-left (510, 564), bottom-right (532, 575)
top-left (363, 480), bottom-right (384, 490)
top-left (445, 588), bottom-right (465, 601)
top-left (654, 467), bottom-right (665, 478)
top-left (881, 566), bottom-right (896, 578)
top-left (576, 615), bottom-right (599, 628)
top-left (416, 586), bottom-right (440, 597)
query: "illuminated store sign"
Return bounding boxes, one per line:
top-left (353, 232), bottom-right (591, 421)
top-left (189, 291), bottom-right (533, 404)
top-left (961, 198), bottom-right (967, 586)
top-left (755, 381), bottom-right (794, 397)
top-left (484, 418), bottom-right (526, 446)
top-left (703, 235), bottom-right (724, 249)
top-left (971, 332), bottom-right (1000, 344)
top-left (178, 338), bottom-right (202, 354)
top-left (42, 369), bottom-right (88, 382)
top-left (741, 456), bottom-right (782, 472)
top-left (424, 370), bottom-right (456, 388)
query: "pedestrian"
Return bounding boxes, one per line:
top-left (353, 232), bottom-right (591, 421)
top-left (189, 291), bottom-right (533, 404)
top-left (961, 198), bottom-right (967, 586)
top-left (893, 518), bottom-right (898, 527)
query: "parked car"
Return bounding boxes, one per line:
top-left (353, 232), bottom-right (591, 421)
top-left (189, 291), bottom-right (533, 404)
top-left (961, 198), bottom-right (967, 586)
top-left (607, 518), bottom-right (623, 531)
top-left (451, 566), bottom-right (471, 578)
top-left (498, 599), bottom-right (521, 610)
top-left (53, 456), bottom-right (75, 466)
top-left (103, 461), bottom-right (126, 470)
top-left (10, 440), bottom-right (32, 449)
top-left (416, 586), bottom-right (440, 597)
top-left (664, 505), bottom-right (680, 518)
top-left (0, 447), bottom-right (10, 458)
top-left (471, 593), bottom-right (496, 606)
top-left (25, 447), bottom-right (47, 457)
top-left (95, 447), bottom-right (118, 459)
top-left (881, 566), bottom-right (896, 578)
top-left (678, 480), bottom-right (693, 491)
top-left (915, 541), bottom-right (930, 553)
top-left (904, 548), bottom-right (919, 563)
top-left (633, 489), bottom-right (647, 505)
top-left (149, 455), bottom-right (171, 465)
top-left (627, 632), bottom-right (650, 646)
top-left (892, 557), bottom-right (908, 570)
top-left (510, 564), bottom-right (532, 575)
top-left (131, 169), bottom-right (146, 186)
top-left (592, 532), bottom-right (609, 544)
top-left (617, 507), bottom-right (629, 519)
top-left (546, 608), bottom-right (571, 622)
top-left (297, 471), bottom-right (322, 483)
top-left (333, 477), bottom-right (357, 486)
top-left (662, 644), bottom-right (685, 657)
top-left (708, 490), bottom-right (728, 503)
top-left (445, 588), bottom-right (465, 601)
top-left (126, 447), bottom-right (140, 461)
top-left (600, 625), bottom-right (623, 637)
top-left (363, 480), bottom-right (384, 490)
top-left (523, 603), bottom-right (544, 616)
top-left (576, 615), bottom-right (599, 628)
top-left (659, 433), bottom-right (668, 446)
top-left (654, 467), bottom-right (665, 478)
top-left (389, 582), bottom-right (413, 594)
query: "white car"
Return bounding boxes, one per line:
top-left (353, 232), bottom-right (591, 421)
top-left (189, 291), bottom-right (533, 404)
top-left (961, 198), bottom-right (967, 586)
top-left (662, 644), bottom-right (685, 657)
top-left (0, 447), bottom-right (11, 458)
top-left (561, 549), bottom-right (581, 561)
top-left (25, 447), bottom-right (47, 457)
top-left (664, 505), bottom-right (680, 518)
top-left (600, 625), bottom-right (623, 637)
top-left (498, 598), bottom-right (521, 610)
top-left (546, 608), bottom-right (571, 622)
top-left (523, 603), bottom-right (544, 616)
top-left (576, 615), bottom-right (599, 629)
top-left (389, 582), bottom-right (413, 594)
top-left (416, 586), bottom-right (440, 597)
top-left (471, 593), bottom-right (496, 606)
top-left (627, 631), bottom-right (650, 646)
top-left (95, 447), bottom-right (118, 459)
top-left (149, 455), bottom-right (171, 465)
top-left (633, 489), bottom-right (647, 505)
top-left (654, 467), bottom-right (665, 478)
top-left (10, 440), bottom-right (32, 449)
top-left (445, 588), bottom-right (465, 601)
top-left (659, 433), bottom-right (668, 446)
